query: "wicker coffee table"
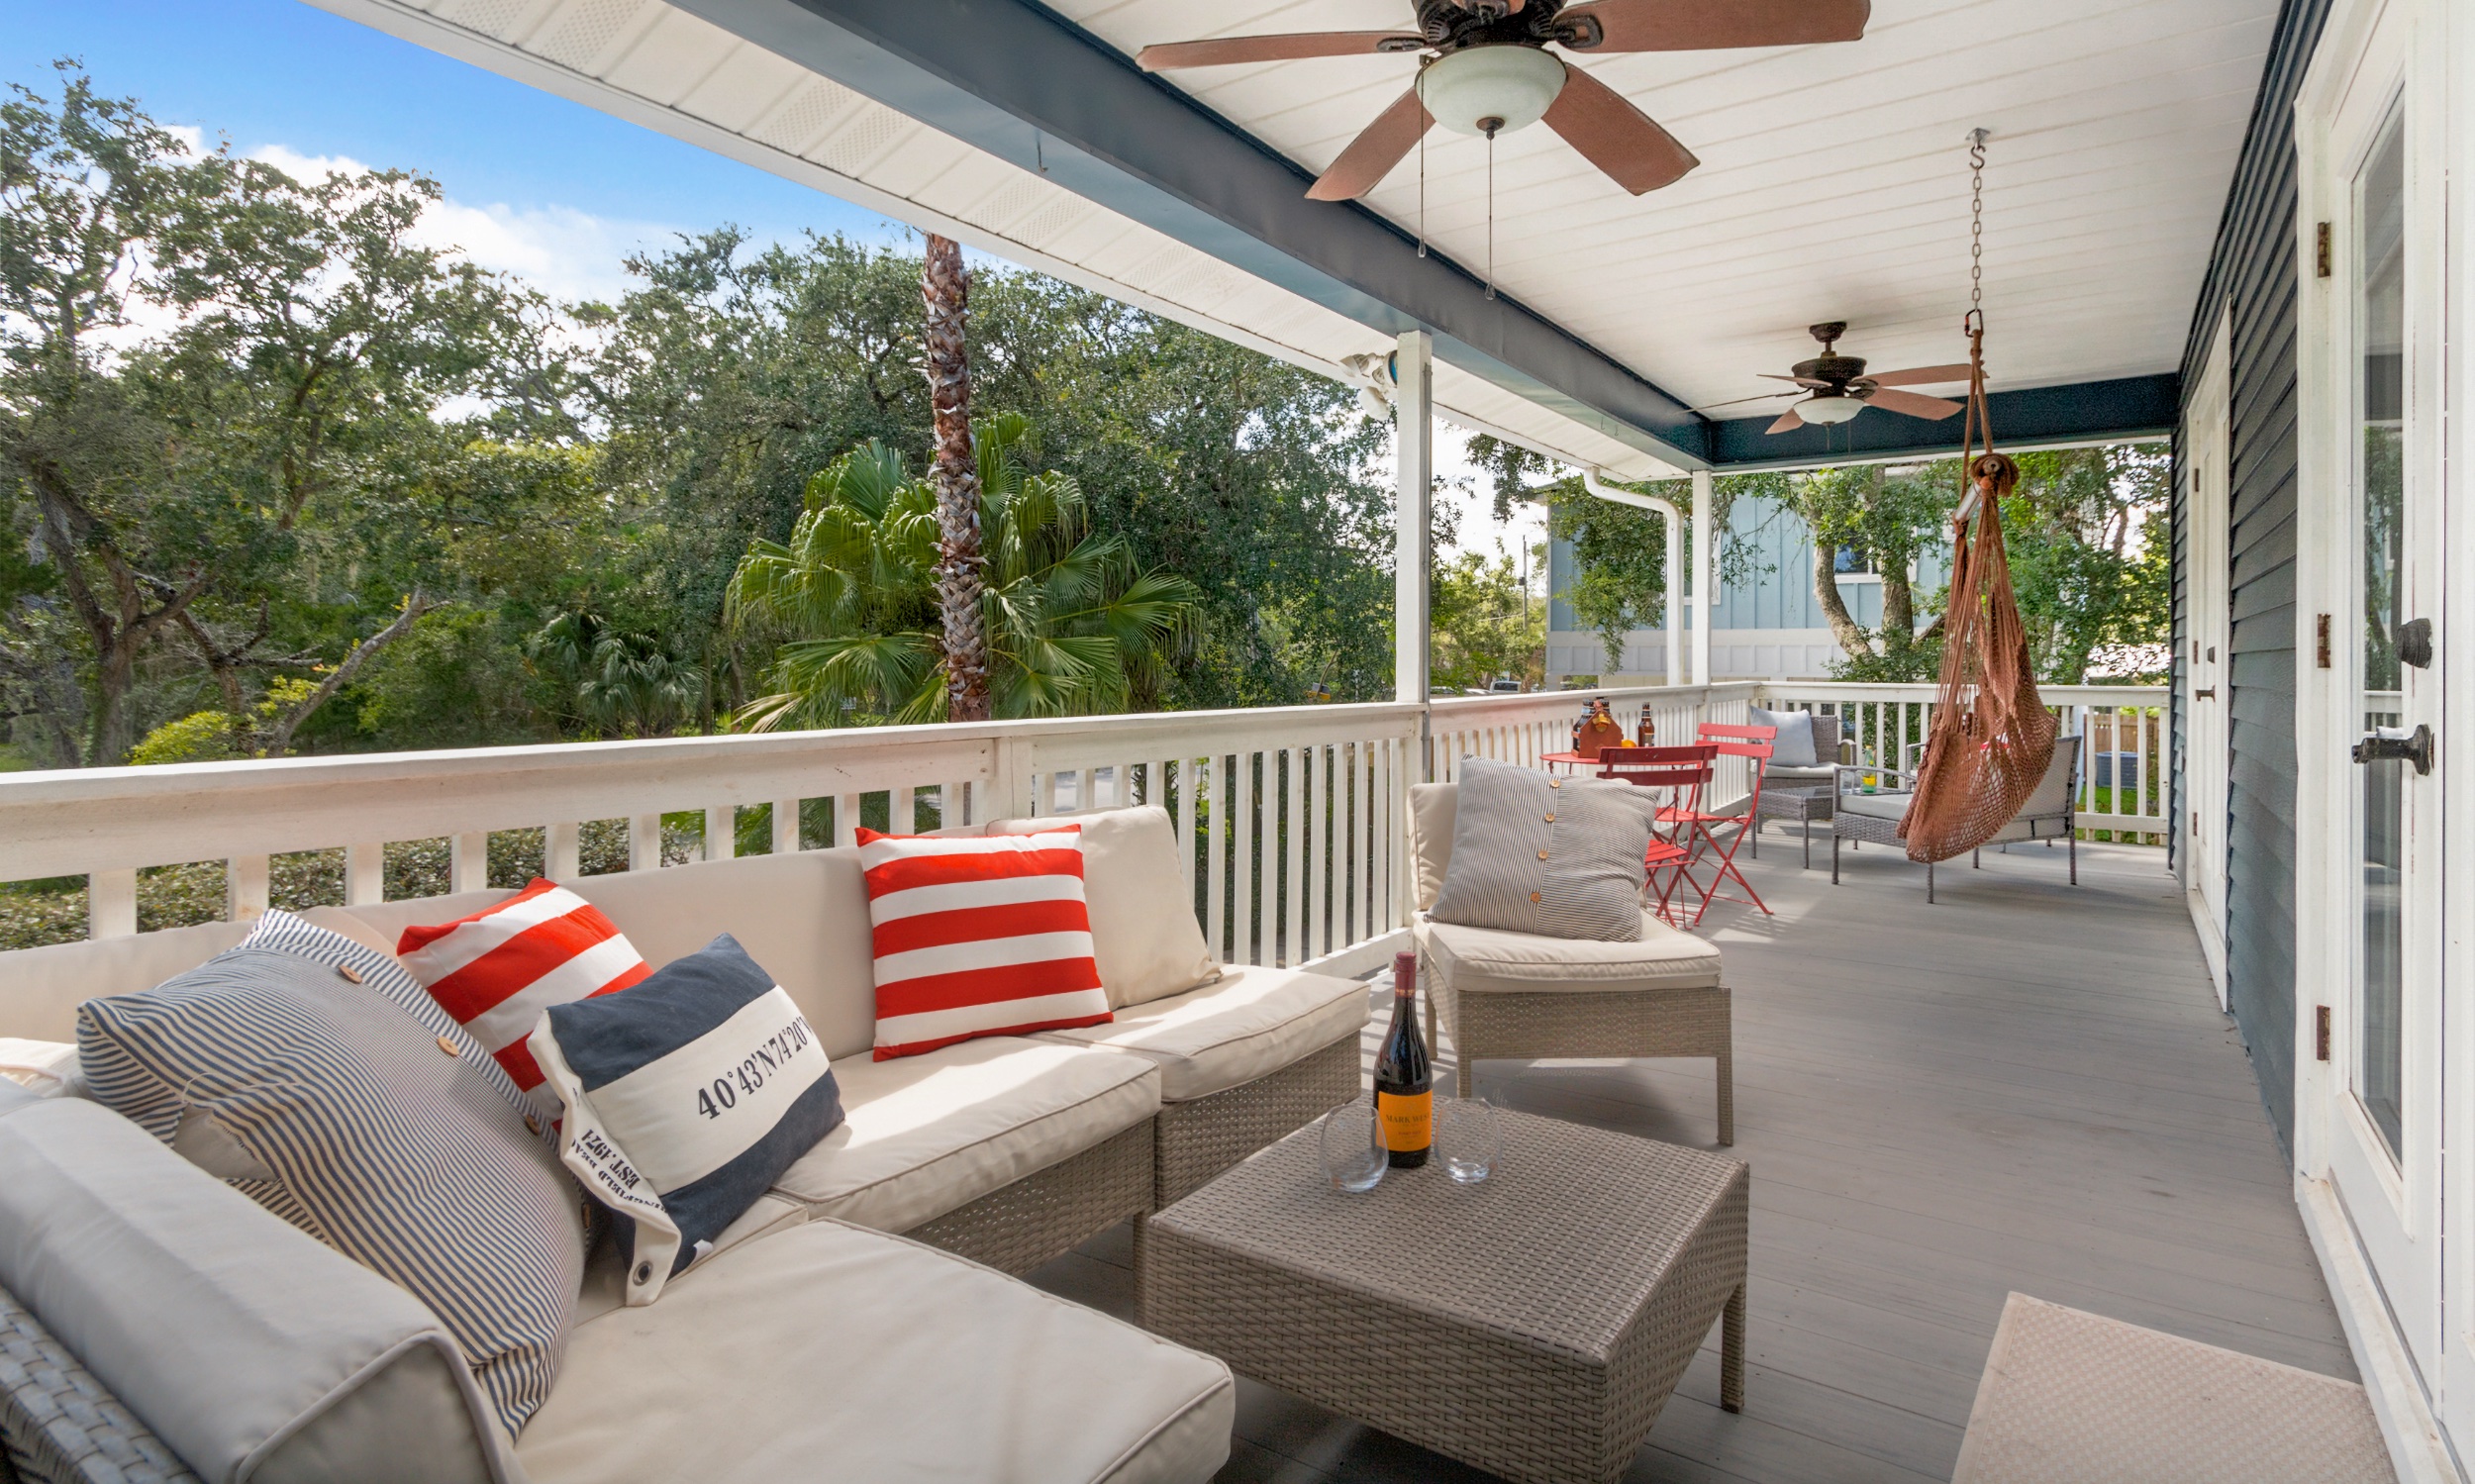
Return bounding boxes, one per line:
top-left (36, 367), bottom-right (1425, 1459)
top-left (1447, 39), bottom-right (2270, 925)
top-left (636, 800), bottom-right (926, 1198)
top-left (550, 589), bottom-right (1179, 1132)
top-left (1139, 1110), bottom-right (1748, 1484)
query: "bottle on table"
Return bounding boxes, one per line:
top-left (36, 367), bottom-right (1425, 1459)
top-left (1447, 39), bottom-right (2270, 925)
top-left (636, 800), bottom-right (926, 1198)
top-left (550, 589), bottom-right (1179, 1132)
top-left (1636, 710), bottom-right (1656, 746)
top-left (1373, 951), bottom-right (1432, 1169)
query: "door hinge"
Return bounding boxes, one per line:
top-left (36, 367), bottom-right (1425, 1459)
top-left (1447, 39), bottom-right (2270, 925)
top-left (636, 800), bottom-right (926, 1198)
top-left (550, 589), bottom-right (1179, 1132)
top-left (2316, 222), bottom-right (2332, 278)
top-left (2317, 614), bottom-right (2332, 668)
top-left (2316, 1005), bottom-right (2332, 1061)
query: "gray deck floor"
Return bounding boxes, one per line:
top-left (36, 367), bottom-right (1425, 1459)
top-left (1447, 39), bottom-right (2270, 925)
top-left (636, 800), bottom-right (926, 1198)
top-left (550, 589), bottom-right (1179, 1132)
top-left (1025, 831), bottom-right (2351, 1484)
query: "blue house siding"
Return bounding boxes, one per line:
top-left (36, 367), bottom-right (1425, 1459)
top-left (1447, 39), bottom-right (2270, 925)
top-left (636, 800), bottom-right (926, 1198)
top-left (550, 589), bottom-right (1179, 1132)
top-left (2174, 0), bottom-right (2328, 1155)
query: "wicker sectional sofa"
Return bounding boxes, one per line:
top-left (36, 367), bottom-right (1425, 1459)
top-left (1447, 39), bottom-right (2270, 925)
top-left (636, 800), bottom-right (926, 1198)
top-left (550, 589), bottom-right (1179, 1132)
top-left (0, 805), bottom-right (1368, 1484)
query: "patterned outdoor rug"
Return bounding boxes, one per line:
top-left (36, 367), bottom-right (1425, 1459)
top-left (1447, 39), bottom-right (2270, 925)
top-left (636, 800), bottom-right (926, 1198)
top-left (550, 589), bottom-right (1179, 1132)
top-left (1951, 1293), bottom-right (2395, 1483)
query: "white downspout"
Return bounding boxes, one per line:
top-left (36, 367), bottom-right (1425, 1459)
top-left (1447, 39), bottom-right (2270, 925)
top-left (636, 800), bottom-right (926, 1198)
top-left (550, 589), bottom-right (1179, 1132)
top-left (1691, 469), bottom-right (1714, 688)
top-left (1581, 470), bottom-right (1684, 685)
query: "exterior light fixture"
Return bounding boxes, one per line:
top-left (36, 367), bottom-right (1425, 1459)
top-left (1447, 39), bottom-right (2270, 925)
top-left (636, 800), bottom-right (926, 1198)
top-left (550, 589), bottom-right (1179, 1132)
top-left (1416, 46), bottom-right (1566, 138)
top-left (1796, 394), bottom-right (1865, 425)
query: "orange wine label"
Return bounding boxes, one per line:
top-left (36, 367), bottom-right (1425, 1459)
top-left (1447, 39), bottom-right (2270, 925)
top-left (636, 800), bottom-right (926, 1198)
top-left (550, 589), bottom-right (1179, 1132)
top-left (1377, 1090), bottom-right (1433, 1152)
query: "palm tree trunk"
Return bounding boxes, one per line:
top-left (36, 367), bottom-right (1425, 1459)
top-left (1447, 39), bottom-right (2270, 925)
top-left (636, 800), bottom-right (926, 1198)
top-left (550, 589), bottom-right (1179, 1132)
top-left (922, 235), bottom-right (992, 723)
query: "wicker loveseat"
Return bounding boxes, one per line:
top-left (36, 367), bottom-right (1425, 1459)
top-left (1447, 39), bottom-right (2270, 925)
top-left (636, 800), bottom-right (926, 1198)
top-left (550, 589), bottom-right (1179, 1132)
top-left (0, 803), bottom-right (1365, 1483)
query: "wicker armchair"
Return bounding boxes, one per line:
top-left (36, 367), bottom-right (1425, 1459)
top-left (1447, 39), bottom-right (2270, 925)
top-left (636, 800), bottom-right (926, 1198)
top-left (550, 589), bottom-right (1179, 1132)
top-left (1406, 782), bottom-right (1733, 1145)
top-left (1832, 736), bottom-right (2083, 903)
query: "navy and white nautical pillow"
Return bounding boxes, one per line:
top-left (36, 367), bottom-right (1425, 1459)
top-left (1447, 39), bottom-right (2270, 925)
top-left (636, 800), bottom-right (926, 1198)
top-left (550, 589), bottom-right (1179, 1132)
top-left (75, 911), bottom-right (586, 1437)
top-left (529, 934), bottom-right (842, 1305)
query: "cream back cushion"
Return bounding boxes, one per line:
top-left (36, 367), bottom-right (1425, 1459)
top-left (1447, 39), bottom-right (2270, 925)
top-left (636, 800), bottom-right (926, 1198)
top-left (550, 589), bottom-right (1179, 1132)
top-left (564, 851), bottom-right (879, 1063)
top-left (984, 806), bottom-right (1220, 1008)
top-left (1408, 783), bottom-right (1459, 914)
top-left (0, 918), bottom-right (251, 1042)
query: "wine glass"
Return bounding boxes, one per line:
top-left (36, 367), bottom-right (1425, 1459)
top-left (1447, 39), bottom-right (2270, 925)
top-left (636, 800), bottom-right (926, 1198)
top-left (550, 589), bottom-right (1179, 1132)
top-left (1319, 1103), bottom-right (1386, 1192)
top-left (1437, 1097), bottom-right (1503, 1184)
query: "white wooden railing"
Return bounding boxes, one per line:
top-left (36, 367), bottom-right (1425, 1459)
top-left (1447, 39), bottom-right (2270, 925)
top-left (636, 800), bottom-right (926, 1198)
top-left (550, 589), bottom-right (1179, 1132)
top-left (0, 684), bottom-right (1760, 971)
top-left (1760, 681), bottom-right (2171, 840)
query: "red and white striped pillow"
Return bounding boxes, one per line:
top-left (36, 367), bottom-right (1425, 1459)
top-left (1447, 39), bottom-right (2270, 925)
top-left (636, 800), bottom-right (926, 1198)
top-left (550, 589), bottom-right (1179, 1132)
top-left (856, 826), bottom-right (1112, 1060)
top-left (397, 879), bottom-right (651, 1113)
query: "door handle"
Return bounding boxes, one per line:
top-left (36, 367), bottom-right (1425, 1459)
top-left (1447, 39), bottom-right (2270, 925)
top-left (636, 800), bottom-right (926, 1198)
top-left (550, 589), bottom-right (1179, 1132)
top-left (2353, 724), bottom-right (2433, 775)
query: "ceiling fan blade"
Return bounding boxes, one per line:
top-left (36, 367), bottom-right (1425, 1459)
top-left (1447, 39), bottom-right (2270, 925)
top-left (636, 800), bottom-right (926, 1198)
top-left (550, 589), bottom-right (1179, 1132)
top-left (1865, 362), bottom-right (1973, 388)
top-left (1561, 0), bottom-right (1869, 51)
top-left (1539, 63), bottom-right (1698, 195)
top-left (1307, 89), bottom-right (1435, 201)
top-left (1766, 406), bottom-right (1805, 434)
top-left (1758, 372), bottom-right (1832, 387)
top-left (1863, 387), bottom-right (1963, 420)
top-left (1692, 391), bottom-right (1802, 412)
top-left (1138, 33), bottom-right (1423, 70)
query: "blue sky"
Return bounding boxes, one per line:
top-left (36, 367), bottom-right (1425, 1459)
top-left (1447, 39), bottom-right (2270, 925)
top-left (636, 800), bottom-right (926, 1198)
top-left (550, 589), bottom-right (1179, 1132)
top-left (0, 0), bottom-right (909, 302)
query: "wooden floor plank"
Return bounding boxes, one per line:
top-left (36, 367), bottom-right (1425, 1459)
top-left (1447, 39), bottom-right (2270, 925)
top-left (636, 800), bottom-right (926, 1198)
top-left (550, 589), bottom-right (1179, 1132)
top-left (1025, 840), bottom-right (2346, 1483)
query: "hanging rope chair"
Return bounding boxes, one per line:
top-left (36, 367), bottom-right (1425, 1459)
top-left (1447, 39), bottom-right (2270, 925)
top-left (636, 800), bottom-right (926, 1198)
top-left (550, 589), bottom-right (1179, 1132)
top-left (1897, 134), bottom-right (2057, 864)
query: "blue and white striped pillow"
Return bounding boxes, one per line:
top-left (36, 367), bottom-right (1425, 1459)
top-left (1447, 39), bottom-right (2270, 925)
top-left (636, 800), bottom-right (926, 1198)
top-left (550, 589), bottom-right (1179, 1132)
top-left (76, 911), bottom-right (585, 1436)
top-left (530, 934), bottom-right (842, 1305)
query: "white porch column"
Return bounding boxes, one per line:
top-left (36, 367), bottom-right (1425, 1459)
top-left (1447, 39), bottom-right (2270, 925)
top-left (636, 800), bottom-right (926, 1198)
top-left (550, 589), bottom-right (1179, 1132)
top-left (1394, 329), bottom-right (1433, 710)
top-left (1690, 469), bottom-right (1714, 685)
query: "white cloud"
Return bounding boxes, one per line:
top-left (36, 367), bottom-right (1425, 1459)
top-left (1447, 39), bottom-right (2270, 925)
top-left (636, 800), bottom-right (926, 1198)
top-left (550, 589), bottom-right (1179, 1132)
top-left (247, 144), bottom-right (678, 306)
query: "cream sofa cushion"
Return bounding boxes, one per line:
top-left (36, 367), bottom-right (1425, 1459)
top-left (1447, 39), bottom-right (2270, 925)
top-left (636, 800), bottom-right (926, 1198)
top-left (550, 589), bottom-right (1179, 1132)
top-left (770, 1037), bottom-right (1159, 1233)
top-left (0, 918), bottom-right (250, 1040)
top-left (1408, 782), bottom-right (1457, 915)
top-left (319, 888), bottom-right (515, 952)
top-left (1037, 964), bottom-right (1367, 1102)
top-left (1416, 911), bottom-right (1723, 994)
top-left (519, 1218), bottom-right (1233, 1484)
top-left (0, 1097), bottom-right (522, 1484)
top-left (561, 851), bottom-right (880, 1062)
top-left (984, 806), bottom-right (1219, 1008)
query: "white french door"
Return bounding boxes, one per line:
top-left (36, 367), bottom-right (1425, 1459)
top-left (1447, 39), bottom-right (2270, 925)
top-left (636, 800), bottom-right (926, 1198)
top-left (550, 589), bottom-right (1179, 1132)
top-left (2183, 309), bottom-right (2231, 1004)
top-left (2298, 0), bottom-right (2446, 1401)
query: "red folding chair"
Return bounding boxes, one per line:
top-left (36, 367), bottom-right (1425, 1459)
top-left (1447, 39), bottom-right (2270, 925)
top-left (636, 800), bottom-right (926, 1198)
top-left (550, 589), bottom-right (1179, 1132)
top-left (1659, 724), bottom-right (1775, 926)
top-left (1596, 743), bottom-right (1716, 927)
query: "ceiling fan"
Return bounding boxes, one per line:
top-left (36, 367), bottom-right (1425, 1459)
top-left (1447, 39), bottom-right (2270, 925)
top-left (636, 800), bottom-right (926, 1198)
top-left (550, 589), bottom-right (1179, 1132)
top-left (1137, 0), bottom-right (1870, 202)
top-left (1700, 323), bottom-right (1973, 433)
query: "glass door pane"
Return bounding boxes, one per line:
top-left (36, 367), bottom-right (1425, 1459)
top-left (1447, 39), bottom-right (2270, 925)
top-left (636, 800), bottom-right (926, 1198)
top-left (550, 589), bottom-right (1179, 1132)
top-left (2354, 111), bottom-right (2406, 1157)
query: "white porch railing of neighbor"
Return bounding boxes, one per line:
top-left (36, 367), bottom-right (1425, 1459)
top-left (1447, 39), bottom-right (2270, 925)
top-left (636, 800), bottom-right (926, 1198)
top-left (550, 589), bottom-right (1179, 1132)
top-left (0, 684), bottom-right (1761, 973)
top-left (1760, 681), bottom-right (2171, 841)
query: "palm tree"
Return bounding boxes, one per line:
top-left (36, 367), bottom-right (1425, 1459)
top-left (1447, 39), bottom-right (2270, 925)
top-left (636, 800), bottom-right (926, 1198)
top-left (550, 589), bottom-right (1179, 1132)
top-left (529, 612), bottom-right (707, 738)
top-left (726, 414), bottom-right (1201, 729)
top-left (922, 233), bottom-right (993, 722)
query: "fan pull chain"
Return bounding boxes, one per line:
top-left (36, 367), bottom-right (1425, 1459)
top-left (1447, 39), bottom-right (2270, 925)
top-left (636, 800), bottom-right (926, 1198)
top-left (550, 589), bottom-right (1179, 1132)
top-left (1418, 113), bottom-right (1428, 257)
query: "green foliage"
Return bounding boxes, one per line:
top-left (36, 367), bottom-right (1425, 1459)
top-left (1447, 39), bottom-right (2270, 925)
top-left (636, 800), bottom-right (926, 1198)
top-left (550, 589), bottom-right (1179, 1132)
top-left (1533, 463), bottom-right (1777, 673)
top-left (1431, 545), bottom-right (1543, 692)
top-left (128, 709), bottom-right (244, 765)
top-left (728, 415), bottom-right (1203, 726)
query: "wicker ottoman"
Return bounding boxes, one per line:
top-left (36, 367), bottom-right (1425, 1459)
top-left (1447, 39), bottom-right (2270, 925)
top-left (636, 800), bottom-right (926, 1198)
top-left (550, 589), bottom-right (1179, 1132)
top-left (1139, 1110), bottom-right (1748, 1484)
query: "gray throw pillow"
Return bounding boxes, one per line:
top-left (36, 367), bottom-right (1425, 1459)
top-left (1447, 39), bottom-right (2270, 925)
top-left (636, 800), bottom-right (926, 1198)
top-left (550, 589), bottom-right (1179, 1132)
top-left (76, 911), bottom-right (585, 1438)
top-left (1749, 704), bottom-right (1819, 768)
top-left (1429, 758), bottom-right (1652, 941)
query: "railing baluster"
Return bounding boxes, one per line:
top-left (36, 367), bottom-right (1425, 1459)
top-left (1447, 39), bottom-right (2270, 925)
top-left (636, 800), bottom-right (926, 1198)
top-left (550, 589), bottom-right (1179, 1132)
top-left (629, 814), bottom-right (662, 870)
top-left (892, 785), bottom-right (916, 836)
top-left (346, 842), bottom-right (385, 903)
top-left (1175, 756), bottom-right (1197, 912)
top-left (546, 821), bottom-right (582, 877)
top-left (833, 795), bottom-right (859, 850)
top-left (89, 867), bottom-right (137, 940)
top-left (1284, 747), bottom-right (1305, 967)
top-left (770, 801), bottom-right (800, 854)
top-left (228, 854), bottom-right (270, 922)
top-left (1304, 745), bottom-right (1325, 961)
top-left (706, 806), bottom-right (736, 860)
top-left (1235, 749), bottom-right (1256, 967)
top-left (1207, 754), bottom-right (1229, 960)
top-left (451, 831), bottom-right (489, 892)
top-left (1345, 742), bottom-right (1363, 945)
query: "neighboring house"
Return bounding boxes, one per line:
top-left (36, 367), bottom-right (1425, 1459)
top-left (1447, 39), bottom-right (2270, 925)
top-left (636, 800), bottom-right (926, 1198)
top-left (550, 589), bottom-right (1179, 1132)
top-left (1543, 492), bottom-right (1945, 685)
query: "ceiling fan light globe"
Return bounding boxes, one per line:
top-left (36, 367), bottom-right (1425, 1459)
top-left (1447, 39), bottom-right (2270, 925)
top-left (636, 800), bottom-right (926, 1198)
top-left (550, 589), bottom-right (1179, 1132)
top-left (1417, 45), bottom-right (1565, 137)
top-left (1798, 394), bottom-right (1865, 425)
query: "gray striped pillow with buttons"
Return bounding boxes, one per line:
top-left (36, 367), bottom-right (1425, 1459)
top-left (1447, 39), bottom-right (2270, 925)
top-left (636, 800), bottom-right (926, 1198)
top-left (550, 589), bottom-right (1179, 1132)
top-left (76, 911), bottom-right (584, 1436)
top-left (1429, 757), bottom-right (1655, 941)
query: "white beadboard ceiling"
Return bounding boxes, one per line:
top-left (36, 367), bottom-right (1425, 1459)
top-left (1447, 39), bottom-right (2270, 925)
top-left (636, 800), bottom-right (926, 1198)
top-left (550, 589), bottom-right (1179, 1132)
top-left (313, 0), bottom-right (2272, 471)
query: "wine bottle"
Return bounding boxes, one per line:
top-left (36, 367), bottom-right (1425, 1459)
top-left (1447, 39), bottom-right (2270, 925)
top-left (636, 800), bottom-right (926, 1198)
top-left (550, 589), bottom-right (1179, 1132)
top-left (1374, 950), bottom-right (1432, 1168)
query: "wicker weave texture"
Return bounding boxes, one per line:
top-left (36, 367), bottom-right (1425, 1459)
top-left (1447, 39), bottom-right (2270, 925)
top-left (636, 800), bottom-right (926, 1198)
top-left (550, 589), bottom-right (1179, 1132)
top-left (1426, 971), bottom-right (1732, 1145)
top-left (0, 1289), bottom-right (197, 1484)
top-left (1153, 1034), bottom-right (1362, 1209)
top-left (1141, 1111), bottom-right (1748, 1484)
top-left (906, 1120), bottom-right (1153, 1274)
